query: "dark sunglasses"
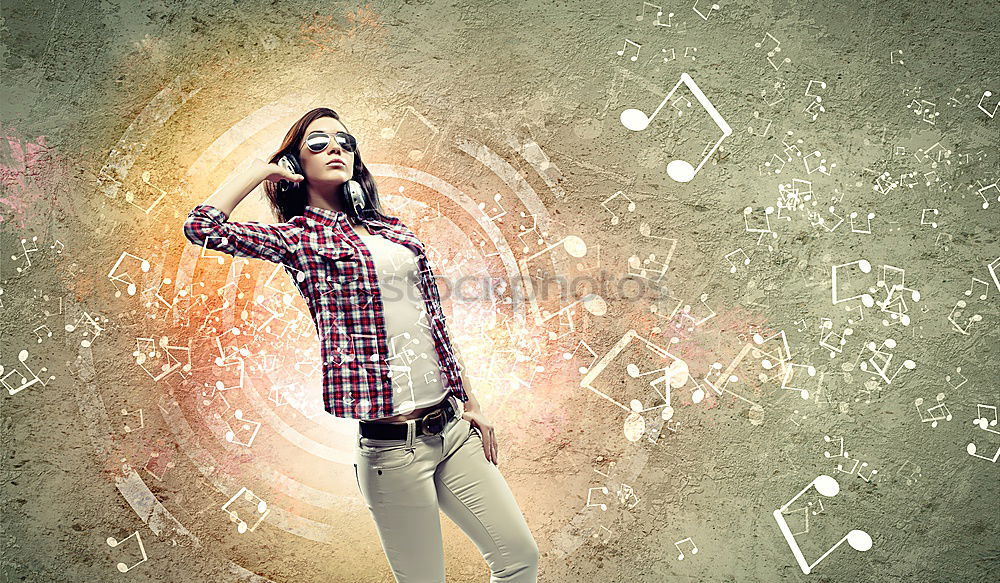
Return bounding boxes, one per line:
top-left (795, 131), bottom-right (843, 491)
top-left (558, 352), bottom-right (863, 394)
top-left (302, 131), bottom-right (358, 154)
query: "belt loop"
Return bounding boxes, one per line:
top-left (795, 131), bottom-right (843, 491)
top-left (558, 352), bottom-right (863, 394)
top-left (406, 419), bottom-right (415, 448)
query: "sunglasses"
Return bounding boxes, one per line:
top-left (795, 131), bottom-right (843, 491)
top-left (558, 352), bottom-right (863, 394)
top-left (302, 131), bottom-right (358, 154)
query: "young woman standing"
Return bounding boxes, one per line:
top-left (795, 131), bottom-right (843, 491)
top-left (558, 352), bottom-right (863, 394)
top-left (183, 108), bottom-right (538, 582)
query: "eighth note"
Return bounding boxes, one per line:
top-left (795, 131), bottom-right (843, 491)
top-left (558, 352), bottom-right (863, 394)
top-left (773, 475), bottom-right (873, 574)
top-left (977, 90), bottom-right (998, 118)
top-left (724, 248), bottom-right (751, 274)
top-left (920, 208), bottom-right (939, 228)
top-left (620, 73), bottom-right (732, 183)
top-left (616, 38), bottom-right (641, 62)
top-left (674, 536), bottom-right (698, 559)
top-left (106, 530), bottom-right (148, 573)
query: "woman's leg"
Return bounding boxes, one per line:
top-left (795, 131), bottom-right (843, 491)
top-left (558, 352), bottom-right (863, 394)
top-left (354, 423), bottom-right (445, 583)
top-left (434, 419), bottom-right (539, 583)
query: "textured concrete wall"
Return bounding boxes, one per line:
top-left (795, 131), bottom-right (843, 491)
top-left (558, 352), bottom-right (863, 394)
top-left (1, 1), bottom-right (997, 581)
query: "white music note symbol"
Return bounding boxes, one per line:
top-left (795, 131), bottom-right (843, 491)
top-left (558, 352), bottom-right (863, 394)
top-left (773, 475), bottom-right (873, 574)
top-left (620, 73), bottom-right (732, 182)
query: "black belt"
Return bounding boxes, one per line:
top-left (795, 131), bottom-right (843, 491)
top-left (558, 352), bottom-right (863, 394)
top-left (359, 397), bottom-right (457, 440)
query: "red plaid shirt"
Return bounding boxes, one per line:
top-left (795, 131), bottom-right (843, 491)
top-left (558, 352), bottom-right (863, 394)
top-left (183, 203), bottom-right (468, 420)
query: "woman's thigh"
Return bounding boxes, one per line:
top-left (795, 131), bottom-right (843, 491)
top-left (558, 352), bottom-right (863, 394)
top-left (355, 436), bottom-right (445, 582)
top-left (433, 425), bottom-right (539, 581)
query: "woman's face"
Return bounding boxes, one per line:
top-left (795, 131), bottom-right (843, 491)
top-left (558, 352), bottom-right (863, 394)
top-left (299, 116), bottom-right (356, 188)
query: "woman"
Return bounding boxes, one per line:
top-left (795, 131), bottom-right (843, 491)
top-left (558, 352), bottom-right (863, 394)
top-left (183, 108), bottom-right (538, 582)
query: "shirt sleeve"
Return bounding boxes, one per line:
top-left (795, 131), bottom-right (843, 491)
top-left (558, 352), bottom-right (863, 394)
top-left (183, 203), bottom-right (301, 266)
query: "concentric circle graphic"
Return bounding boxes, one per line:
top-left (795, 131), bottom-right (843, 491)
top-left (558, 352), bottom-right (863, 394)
top-left (81, 72), bottom-right (588, 569)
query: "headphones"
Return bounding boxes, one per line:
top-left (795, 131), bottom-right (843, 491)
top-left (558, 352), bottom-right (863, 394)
top-left (276, 149), bottom-right (371, 222)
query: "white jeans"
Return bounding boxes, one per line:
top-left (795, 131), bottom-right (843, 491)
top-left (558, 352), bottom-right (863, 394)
top-left (353, 395), bottom-right (539, 582)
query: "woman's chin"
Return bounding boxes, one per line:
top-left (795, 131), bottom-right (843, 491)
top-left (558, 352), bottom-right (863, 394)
top-left (312, 176), bottom-right (351, 186)
top-left (327, 170), bottom-right (352, 180)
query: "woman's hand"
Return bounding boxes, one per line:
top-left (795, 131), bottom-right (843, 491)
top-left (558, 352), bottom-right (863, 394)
top-left (259, 159), bottom-right (304, 185)
top-left (462, 410), bottom-right (498, 465)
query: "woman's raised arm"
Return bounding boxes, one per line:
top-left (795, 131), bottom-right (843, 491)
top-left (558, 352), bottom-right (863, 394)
top-left (182, 160), bottom-right (304, 266)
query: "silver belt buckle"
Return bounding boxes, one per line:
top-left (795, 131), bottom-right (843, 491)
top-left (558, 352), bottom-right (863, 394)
top-left (420, 408), bottom-right (446, 435)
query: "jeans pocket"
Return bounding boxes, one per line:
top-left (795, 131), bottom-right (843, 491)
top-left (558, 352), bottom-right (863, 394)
top-left (359, 444), bottom-right (416, 471)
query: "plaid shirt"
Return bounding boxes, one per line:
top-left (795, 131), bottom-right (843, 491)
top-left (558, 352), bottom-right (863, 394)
top-left (183, 203), bottom-right (468, 420)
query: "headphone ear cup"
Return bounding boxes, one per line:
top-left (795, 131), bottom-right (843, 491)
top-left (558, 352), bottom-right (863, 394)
top-left (277, 154), bottom-right (304, 192)
top-left (342, 179), bottom-right (367, 216)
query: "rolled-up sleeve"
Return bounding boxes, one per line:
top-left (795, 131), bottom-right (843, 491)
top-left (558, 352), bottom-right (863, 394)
top-left (183, 203), bottom-right (301, 266)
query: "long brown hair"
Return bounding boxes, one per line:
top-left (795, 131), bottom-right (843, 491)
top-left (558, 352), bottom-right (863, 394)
top-left (262, 107), bottom-right (385, 223)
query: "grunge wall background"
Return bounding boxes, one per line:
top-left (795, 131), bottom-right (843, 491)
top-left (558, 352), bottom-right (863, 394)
top-left (1, 1), bottom-right (997, 581)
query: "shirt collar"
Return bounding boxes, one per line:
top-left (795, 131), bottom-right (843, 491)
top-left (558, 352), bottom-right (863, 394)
top-left (303, 205), bottom-right (399, 229)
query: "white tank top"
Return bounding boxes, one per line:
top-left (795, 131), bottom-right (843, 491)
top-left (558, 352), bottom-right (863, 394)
top-left (358, 234), bottom-right (449, 418)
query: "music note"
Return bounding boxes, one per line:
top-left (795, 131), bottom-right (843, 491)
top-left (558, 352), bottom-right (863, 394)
top-left (835, 459), bottom-right (860, 475)
top-left (675, 536), bottom-right (698, 559)
top-left (945, 366), bottom-right (968, 390)
top-left (107, 251), bottom-right (152, 297)
top-left (143, 450), bottom-right (176, 481)
top-left (636, 1), bottom-right (662, 21)
top-left (586, 486), bottom-right (610, 511)
top-left (32, 324), bottom-right (53, 343)
top-left (1, 348), bottom-right (56, 396)
top-left (977, 90), bottom-right (998, 118)
top-left (803, 150), bottom-right (834, 175)
top-left (967, 404), bottom-right (1000, 463)
top-left (857, 462), bottom-right (878, 482)
top-left (964, 277), bottom-right (990, 301)
top-left (831, 259), bottom-right (875, 307)
top-left (106, 530), bottom-right (148, 573)
top-left (636, 1), bottom-right (674, 26)
top-left (920, 208), bottom-right (939, 228)
top-left (823, 435), bottom-right (848, 459)
top-left (896, 459), bottom-right (921, 485)
top-left (773, 475), bottom-right (873, 574)
top-left (225, 409), bottom-right (263, 447)
top-left (601, 190), bottom-right (636, 225)
top-left (724, 248), bottom-right (751, 274)
top-left (755, 32), bottom-right (790, 70)
top-left (976, 180), bottom-right (999, 209)
top-left (65, 311), bottom-right (108, 348)
top-left (691, 0), bottom-right (719, 20)
top-left (914, 393), bottom-right (952, 428)
top-left (849, 212), bottom-right (875, 234)
top-left (620, 73), bottom-right (732, 182)
top-left (616, 38), bottom-right (641, 61)
top-left (819, 318), bottom-right (853, 357)
top-left (988, 256), bottom-right (1000, 293)
top-left (121, 407), bottom-right (145, 433)
top-left (908, 98), bottom-right (939, 125)
top-left (747, 110), bottom-right (773, 136)
top-left (803, 80), bottom-right (827, 121)
top-left (762, 153), bottom-right (787, 174)
top-left (221, 487), bottom-right (270, 533)
top-left (564, 339), bottom-right (599, 375)
top-left (890, 49), bottom-right (904, 65)
top-left (948, 299), bottom-right (983, 335)
top-left (478, 192), bottom-right (507, 222)
top-left (744, 206), bottom-right (776, 240)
